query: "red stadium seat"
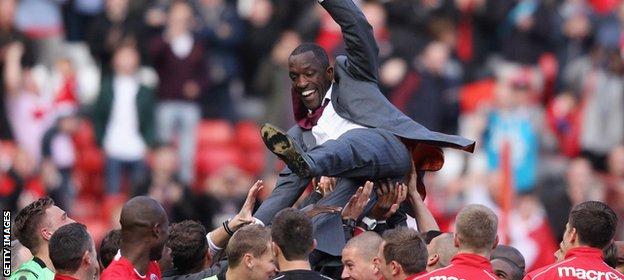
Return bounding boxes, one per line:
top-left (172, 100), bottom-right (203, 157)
top-left (196, 120), bottom-right (235, 149)
top-left (79, 217), bottom-right (110, 250)
top-left (195, 146), bottom-right (242, 176)
top-left (240, 150), bottom-right (266, 175)
top-left (235, 121), bottom-right (264, 151)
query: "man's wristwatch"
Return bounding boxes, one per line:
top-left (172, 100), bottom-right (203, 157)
top-left (361, 217), bottom-right (378, 230)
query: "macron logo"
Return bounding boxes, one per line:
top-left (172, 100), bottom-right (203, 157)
top-left (557, 267), bottom-right (623, 280)
top-left (429, 277), bottom-right (466, 280)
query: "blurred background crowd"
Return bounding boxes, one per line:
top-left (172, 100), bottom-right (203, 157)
top-left (1, 0), bottom-right (624, 272)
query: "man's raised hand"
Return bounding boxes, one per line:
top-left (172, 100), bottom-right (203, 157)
top-left (230, 180), bottom-right (264, 229)
top-left (369, 181), bottom-right (407, 220)
top-left (341, 181), bottom-right (373, 220)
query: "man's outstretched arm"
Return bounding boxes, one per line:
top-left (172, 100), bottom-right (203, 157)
top-left (320, 0), bottom-right (379, 83)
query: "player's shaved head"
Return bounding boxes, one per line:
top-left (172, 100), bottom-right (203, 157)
top-left (427, 232), bottom-right (457, 271)
top-left (345, 232), bottom-right (383, 261)
top-left (492, 245), bottom-right (525, 270)
top-left (121, 196), bottom-right (167, 230)
top-left (120, 196), bottom-right (169, 261)
top-left (491, 245), bottom-right (525, 280)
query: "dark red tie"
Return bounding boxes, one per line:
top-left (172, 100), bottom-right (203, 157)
top-left (292, 88), bottom-right (331, 130)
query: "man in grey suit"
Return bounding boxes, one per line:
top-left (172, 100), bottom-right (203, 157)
top-left (255, 0), bottom-right (475, 259)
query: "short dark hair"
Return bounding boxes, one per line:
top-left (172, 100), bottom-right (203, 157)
top-left (491, 257), bottom-right (525, 280)
top-left (99, 229), bottom-right (122, 268)
top-left (14, 197), bottom-right (55, 254)
top-left (290, 43), bottom-right (329, 69)
top-left (271, 208), bottom-right (313, 261)
top-left (604, 242), bottom-right (618, 268)
top-left (226, 225), bottom-right (271, 268)
top-left (382, 227), bottom-right (428, 275)
top-left (491, 245), bottom-right (525, 271)
top-left (166, 220), bottom-right (208, 274)
top-left (49, 223), bottom-right (92, 274)
top-left (569, 201), bottom-right (617, 249)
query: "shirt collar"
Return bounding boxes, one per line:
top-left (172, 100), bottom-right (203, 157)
top-left (54, 274), bottom-right (79, 280)
top-left (32, 256), bottom-right (47, 268)
top-left (450, 253), bottom-right (494, 272)
top-left (324, 84), bottom-right (333, 101)
top-left (564, 246), bottom-right (603, 259)
top-left (308, 85), bottom-right (333, 114)
top-left (405, 271), bottom-right (428, 280)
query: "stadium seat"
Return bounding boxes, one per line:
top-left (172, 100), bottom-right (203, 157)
top-left (196, 120), bottom-right (235, 149)
top-left (239, 150), bottom-right (265, 175)
top-left (195, 146), bottom-right (243, 176)
top-left (235, 121), bottom-right (264, 151)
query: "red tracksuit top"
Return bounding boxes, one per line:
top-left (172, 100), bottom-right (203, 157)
top-left (413, 253), bottom-right (498, 280)
top-left (524, 247), bottom-right (624, 280)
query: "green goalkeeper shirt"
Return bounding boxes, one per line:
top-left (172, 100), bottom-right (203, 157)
top-left (9, 257), bottom-right (54, 280)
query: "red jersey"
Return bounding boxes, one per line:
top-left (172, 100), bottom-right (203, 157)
top-left (101, 256), bottom-right (162, 280)
top-left (524, 247), bottom-right (624, 280)
top-left (414, 253), bottom-right (498, 280)
top-left (405, 271), bottom-right (428, 280)
top-left (54, 275), bottom-right (78, 280)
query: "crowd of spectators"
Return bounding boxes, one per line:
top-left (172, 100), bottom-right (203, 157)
top-left (2, 0), bottom-right (624, 277)
top-left (5, 186), bottom-right (624, 279)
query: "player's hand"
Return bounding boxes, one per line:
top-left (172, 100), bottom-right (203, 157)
top-left (369, 181), bottom-right (407, 220)
top-left (341, 181), bottom-right (373, 220)
top-left (230, 180), bottom-right (263, 230)
top-left (313, 176), bottom-right (337, 197)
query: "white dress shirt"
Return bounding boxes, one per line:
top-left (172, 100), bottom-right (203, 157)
top-left (170, 33), bottom-right (194, 59)
top-left (103, 75), bottom-right (147, 161)
top-left (312, 85), bottom-right (365, 145)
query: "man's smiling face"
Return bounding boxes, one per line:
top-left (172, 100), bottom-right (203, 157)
top-left (288, 51), bottom-right (333, 111)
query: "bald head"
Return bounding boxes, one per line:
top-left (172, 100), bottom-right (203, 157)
top-left (120, 196), bottom-right (169, 261)
top-left (121, 196), bottom-right (168, 231)
top-left (345, 232), bottom-right (383, 261)
top-left (427, 233), bottom-right (457, 271)
top-left (455, 204), bottom-right (498, 254)
top-left (491, 245), bottom-right (525, 280)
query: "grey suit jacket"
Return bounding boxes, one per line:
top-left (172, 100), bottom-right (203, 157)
top-left (313, 0), bottom-right (475, 158)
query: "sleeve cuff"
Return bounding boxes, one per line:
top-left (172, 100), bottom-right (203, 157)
top-left (253, 217), bottom-right (265, 227)
top-left (206, 232), bottom-right (222, 256)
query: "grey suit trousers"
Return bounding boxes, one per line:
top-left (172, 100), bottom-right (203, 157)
top-left (254, 127), bottom-right (411, 256)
